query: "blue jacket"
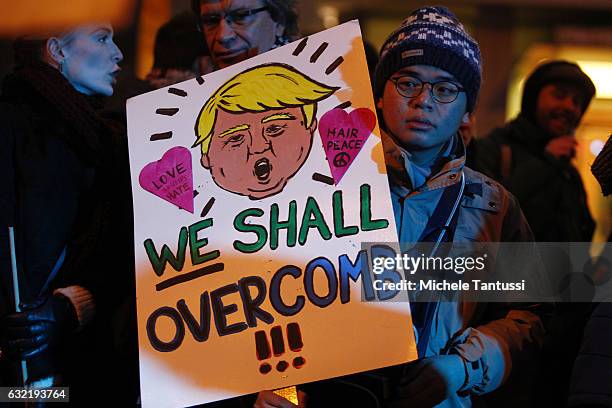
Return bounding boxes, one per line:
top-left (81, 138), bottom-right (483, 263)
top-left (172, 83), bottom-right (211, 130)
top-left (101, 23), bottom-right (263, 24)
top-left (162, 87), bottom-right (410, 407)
top-left (383, 131), bottom-right (545, 407)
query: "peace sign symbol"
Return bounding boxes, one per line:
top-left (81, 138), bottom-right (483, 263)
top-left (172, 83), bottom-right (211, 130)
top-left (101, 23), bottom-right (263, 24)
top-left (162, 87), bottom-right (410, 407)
top-left (333, 152), bottom-right (351, 167)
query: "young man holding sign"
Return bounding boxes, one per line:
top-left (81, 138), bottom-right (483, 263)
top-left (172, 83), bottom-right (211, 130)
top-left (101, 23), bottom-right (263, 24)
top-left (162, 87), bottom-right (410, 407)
top-left (372, 6), bottom-right (544, 408)
top-left (257, 6), bottom-right (546, 408)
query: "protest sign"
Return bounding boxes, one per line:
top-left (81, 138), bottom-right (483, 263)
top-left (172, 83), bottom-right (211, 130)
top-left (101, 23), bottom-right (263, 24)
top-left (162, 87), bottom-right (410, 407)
top-left (127, 20), bottom-right (417, 407)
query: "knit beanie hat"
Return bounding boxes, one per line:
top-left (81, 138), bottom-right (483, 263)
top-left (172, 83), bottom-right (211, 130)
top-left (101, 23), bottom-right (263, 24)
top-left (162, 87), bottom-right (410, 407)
top-left (373, 6), bottom-right (482, 112)
top-left (520, 60), bottom-right (596, 121)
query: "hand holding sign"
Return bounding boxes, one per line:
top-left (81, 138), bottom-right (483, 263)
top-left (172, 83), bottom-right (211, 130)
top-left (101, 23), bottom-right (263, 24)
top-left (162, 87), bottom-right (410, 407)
top-left (139, 146), bottom-right (194, 213)
top-left (319, 108), bottom-right (376, 185)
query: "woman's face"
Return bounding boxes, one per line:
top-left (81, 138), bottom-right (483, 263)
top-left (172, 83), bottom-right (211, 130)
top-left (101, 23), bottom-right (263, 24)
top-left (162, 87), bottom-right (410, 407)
top-left (60, 24), bottom-right (123, 96)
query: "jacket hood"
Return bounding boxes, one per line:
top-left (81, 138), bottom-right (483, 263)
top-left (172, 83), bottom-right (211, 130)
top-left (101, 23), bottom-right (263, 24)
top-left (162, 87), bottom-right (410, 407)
top-left (520, 60), bottom-right (596, 123)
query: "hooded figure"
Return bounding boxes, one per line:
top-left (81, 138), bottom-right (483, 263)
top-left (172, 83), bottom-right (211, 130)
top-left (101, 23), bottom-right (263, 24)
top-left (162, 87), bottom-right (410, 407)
top-left (471, 60), bottom-right (597, 408)
top-left (472, 60), bottom-right (596, 243)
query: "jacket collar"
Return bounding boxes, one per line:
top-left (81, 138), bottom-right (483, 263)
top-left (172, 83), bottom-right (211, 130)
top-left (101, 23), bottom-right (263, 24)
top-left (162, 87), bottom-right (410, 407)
top-left (382, 130), bottom-right (465, 197)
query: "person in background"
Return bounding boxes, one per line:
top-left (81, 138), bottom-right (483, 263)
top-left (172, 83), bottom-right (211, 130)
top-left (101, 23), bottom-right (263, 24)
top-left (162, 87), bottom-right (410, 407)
top-left (472, 60), bottom-right (596, 243)
top-left (568, 136), bottom-right (612, 408)
top-left (190, 3), bottom-right (299, 405)
top-left (192, 0), bottom-right (299, 70)
top-left (146, 11), bottom-right (213, 89)
top-left (0, 24), bottom-right (138, 403)
top-left (471, 60), bottom-right (597, 406)
top-left (105, 11), bottom-right (214, 122)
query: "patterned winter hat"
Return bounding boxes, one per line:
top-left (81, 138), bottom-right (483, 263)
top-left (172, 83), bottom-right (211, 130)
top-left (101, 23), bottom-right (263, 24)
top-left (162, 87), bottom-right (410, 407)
top-left (373, 6), bottom-right (482, 112)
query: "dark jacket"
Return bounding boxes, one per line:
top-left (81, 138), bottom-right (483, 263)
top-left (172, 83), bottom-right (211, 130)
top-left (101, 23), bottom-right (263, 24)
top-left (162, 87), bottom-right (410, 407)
top-left (0, 63), bottom-right (137, 400)
top-left (471, 114), bottom-right (595, 242)
top-left (568, 302), bottom-right (612, 407)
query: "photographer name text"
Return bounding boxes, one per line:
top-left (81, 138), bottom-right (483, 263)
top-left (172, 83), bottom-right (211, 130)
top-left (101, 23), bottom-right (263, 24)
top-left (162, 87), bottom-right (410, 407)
top-left (373, 279), bottom-right (526, 291)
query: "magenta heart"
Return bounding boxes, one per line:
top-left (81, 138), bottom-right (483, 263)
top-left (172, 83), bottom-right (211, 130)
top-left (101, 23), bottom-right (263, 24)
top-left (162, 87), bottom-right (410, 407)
top-left (318, 108), bottom-right (376, 185)
top-left (139, 146), bottom-right (194, 213)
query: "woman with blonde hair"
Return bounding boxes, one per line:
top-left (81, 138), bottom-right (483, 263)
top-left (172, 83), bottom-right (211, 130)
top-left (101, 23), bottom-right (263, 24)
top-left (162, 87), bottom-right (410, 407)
top-left (0, 23), bottom-right (137, 402)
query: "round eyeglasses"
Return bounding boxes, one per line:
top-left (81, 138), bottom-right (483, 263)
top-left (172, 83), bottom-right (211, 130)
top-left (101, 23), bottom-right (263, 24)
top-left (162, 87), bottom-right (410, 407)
top-left (199, 6), bottom-right (269, 30)
top-left (390, 76), bottom-right (465, 104)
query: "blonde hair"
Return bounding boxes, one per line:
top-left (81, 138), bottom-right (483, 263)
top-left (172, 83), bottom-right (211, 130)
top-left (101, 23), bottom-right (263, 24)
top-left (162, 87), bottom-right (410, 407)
top-left (194, 63), bottom-right (338, 154)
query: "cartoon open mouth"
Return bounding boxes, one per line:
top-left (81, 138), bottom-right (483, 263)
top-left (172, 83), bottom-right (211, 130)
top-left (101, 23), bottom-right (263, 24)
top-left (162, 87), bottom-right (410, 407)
top-left (254, 158), bottom-right (272, 181)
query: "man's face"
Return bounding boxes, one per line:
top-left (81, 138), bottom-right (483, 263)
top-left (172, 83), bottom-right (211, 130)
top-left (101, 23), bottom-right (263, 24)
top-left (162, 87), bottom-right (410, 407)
top-left (199, 0), bottom-right (283, 69)
top-left (377, 65), bottom-right (469, 159)
top-left (535, 83), bottom-right (584, 138)
top-left (202, 107), bottom-right (316, 199)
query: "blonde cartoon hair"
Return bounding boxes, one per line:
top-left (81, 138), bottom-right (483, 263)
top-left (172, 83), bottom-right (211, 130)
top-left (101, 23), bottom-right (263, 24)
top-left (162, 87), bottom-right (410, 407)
top-left (194, 63), bottom-right (338, 155)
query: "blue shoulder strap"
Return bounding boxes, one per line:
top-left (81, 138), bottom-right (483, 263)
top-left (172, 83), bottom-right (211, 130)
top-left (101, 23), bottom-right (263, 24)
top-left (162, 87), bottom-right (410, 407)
top-left (410, 173), bottom-right (465, 357)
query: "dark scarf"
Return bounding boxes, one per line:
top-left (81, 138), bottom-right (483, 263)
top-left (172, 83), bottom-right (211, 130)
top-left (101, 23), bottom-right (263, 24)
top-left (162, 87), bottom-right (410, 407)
top-left (2, 61), bottom-right (115, 167)
top-left (2, 62), bottom-right (132, 297)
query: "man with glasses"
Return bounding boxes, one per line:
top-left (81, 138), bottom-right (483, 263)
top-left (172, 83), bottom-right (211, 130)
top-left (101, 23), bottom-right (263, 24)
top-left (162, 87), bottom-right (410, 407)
top-left (191, 0), bottom-right (298, 69)
top-left (368, 6), bottom-right (544, 407)
top-left (254, 6), bottom-right (545, 408)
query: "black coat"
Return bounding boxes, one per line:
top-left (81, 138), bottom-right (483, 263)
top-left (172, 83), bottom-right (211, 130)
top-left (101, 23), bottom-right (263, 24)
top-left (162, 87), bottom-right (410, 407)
top-left (568, 302), bottom-right (612, 407)
top-left (0, 63), bottom-right (137, 401)
top-left (470, 114), bottom-right (595, 242)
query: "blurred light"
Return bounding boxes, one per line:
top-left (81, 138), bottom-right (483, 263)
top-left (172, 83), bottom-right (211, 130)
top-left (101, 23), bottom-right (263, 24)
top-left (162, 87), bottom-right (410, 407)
top-left (0, 0), bottom-right (135, 35)
top-left (590, 139), bottom-right (605, 156)
top-left (318, 5), bottom-right (339, 29)
top-left (273, 387), bottom-right (298, 405)
top-left (577, 61), bottom-right (612, 99)
top-left (136, 0), bottom-right (171, 80)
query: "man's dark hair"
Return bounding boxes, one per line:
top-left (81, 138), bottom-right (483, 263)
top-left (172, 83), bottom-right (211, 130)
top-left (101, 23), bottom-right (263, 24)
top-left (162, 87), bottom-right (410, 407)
top-left (191, 0), bottom-right (299, 41)
top-left (153, 11), bottom-right (209, 73)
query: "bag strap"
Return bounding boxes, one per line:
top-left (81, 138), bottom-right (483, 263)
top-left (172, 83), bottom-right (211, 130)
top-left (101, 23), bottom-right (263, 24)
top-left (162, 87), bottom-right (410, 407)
top-left (410, 172), bottom-right (465, 357)
top-left (301, 174), bottom-right (468, 406)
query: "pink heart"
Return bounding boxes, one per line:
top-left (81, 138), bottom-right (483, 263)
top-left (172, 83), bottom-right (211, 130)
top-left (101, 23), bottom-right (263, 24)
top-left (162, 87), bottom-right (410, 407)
top-left (139, 146), bottom-right (194, 213)
top-left (318, 108), bottom-right (377, 185)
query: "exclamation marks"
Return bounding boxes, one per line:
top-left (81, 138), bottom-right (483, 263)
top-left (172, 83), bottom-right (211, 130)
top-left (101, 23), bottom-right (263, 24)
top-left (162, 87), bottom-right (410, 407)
top-left (255, 330), bottom-right (272, 374)
top-left (287, 323), bottom-right (305, 369)
top-left (255, 323), bottom-right (305, 374)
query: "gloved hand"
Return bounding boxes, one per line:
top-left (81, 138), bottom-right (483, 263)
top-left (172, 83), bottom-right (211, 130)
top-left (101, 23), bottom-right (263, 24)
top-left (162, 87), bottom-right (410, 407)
top-left (0, 295), bottom-right (78, 360)
top-left (385, 355), bottom-right (467, 408)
